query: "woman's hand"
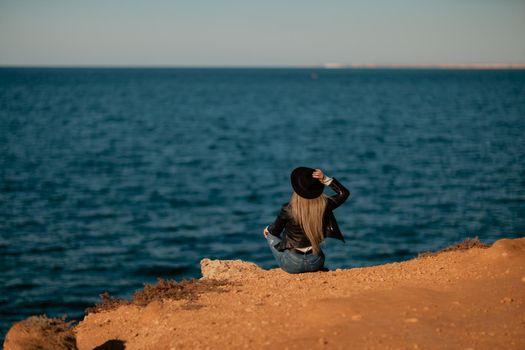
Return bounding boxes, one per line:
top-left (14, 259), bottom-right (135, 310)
top-left (263, 226), bottom-right (269, 238)
top-left (312, 168), bottom-right (325, 182)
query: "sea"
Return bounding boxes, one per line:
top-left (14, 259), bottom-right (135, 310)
top-left (1, 67), bottom-right (524, 338)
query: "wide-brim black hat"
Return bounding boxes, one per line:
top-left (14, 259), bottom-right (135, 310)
top-left (290, 166), bottom-right (324, 199)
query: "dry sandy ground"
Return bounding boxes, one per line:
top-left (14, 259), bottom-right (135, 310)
top-left (5, 237), bottom-right (525, 350)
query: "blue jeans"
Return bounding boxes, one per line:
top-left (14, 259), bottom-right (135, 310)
top-left (265, 233), bottom-right (326, 273)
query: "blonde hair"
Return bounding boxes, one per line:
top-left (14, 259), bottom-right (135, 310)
top-left (286, 192), bottom-right (329, 254)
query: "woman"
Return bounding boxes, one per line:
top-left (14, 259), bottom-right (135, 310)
top-left (264, 167), bottom-right (350, 273)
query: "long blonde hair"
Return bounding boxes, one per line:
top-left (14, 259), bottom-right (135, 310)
top-left (285, 192), bottom-right (329, 254)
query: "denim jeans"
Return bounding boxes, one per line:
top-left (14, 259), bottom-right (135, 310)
top-left (265, 233), bottom-right (326, 274)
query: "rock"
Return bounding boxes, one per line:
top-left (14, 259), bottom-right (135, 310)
top-left (200, 258), bottom-right (263, 280)
top-left (485, 238), bottom-right (525, 259)
top-left (3, 315), bottom-right (77, 350)
top-left (500, 297), bottom-right (514, 304)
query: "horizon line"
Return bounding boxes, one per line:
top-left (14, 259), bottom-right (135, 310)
top-left (1, 63), bottom-right (525, 70)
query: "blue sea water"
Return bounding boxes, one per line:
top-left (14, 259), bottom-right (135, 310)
top-left (1, 68), bottom-right (524, 338)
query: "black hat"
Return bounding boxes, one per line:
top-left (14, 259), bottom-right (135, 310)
top-left (290, 166), bottom-right (324, 199)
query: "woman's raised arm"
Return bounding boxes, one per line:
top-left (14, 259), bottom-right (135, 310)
top-left (325, 177), bottom-right (350, 210)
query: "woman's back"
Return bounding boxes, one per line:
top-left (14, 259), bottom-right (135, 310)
top-left (264, 167), bottom-right (350, 273)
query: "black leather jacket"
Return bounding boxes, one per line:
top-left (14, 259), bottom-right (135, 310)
top-left (267, 177), bottom-right (350, 252)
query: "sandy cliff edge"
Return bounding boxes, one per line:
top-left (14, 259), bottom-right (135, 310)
top-left (4, 237), bottom-right (525, 350)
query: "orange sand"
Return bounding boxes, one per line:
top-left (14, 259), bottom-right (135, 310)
top-left (5, 237), bottom-right (525, 350)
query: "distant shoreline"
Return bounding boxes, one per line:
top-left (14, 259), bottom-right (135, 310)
top-left (316, 63), bottom-right (525, 70)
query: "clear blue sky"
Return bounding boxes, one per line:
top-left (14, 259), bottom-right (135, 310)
top-left (1, 0), bottom-right (524, 66)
